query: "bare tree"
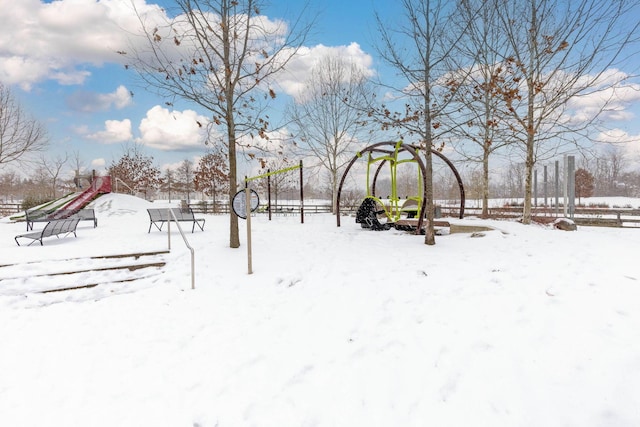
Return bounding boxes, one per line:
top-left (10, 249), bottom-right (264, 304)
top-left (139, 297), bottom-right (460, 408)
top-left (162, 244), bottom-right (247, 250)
top-left (38, 152), bottom-right (69, 199)
top-left (122, 0), bottom-right (312, 248)
top-left (0, 83), bottom-right (48, 168)
top-left (286, 55), bottom-right (374, 214)
top-left (251, 157), bottom-right (297, 210)
top-left (396, 164), bottom-right (419, 199)
top-left (68, 150), bottom-right (90, 191)
top-left (0, 170), bottom-right (20, 202)
top-left (160, 167), bottom-right (175, 202)
top-left (109, 144), bottom-right (162, 199)
top-left (176, 159), bottom-right (196, 201)
top-left (493, 0), bottom-right (640, 223)
top-left (374, 0), bottom-right (470, 244)
top-left (499, 161), bottom-right (526, 200)
top-left (591, 145), bottom-right (627, 196)
top-left (194, 148), bottom-right (229, 211)
top-left (23, 165), bottom-right (51, 206)
top-left (447, 0), bottom-right (515, 218)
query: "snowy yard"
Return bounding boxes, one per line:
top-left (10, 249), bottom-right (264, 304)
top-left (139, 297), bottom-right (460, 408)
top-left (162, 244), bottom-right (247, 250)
top-left (1, 193), bottom-right (640, 426)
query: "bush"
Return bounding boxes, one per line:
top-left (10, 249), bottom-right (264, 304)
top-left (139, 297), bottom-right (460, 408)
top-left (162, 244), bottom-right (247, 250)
top-left (587, 202), bottom-right (609, 208)
top-left (21, 194), bottom-right (51, 210)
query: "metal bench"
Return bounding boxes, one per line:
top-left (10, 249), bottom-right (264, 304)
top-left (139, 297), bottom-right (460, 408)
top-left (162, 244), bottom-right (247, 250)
top-left (15, 218), bottom-right (81, 246)
top-left (69, 209), bottom-right (98, 228)
top-left (147, 208), bottom-right (205, 233)
top-left (25, 208), bottom-right (97, 231)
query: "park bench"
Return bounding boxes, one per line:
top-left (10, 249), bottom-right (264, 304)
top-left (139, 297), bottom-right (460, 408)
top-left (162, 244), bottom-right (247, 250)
top-left (25, 208), bottom-right (97, 231)
top-left (147, 207), bottom-right (205, 233)
top-left (15, 218), bottom-right (81, 246)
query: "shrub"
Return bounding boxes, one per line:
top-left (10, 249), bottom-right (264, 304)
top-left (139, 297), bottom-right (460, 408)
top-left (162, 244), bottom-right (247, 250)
top-left (21, 194), bottom-right (51, 210)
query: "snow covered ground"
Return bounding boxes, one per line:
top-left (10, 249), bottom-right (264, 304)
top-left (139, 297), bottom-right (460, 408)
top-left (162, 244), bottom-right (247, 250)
top-left (1, 193), bottom-right (640, 427)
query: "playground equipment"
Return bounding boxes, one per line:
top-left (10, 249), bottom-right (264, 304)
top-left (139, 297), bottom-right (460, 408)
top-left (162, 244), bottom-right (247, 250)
top-left (245, 161), bottom-right (304, 223)
top-left (240, 161), bottom-right (304, 275)
top-left (336, 141), bottom-right (465, 233)
top-left (10, 175), bottom-right (111, 222)
top-left (52, 175), bottom-right (111, 215)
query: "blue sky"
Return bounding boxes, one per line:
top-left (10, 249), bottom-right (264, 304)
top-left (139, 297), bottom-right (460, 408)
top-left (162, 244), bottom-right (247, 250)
top-left (0, 0), bottom-right (392, 178)
top-left (1, 0), bottom-right (639, 180)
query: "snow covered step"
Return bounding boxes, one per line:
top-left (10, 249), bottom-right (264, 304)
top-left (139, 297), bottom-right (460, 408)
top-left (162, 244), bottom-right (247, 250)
top-left (0, 251), bottom-right (168, 278)
top-left (0, 251), bottom-right (169, 296)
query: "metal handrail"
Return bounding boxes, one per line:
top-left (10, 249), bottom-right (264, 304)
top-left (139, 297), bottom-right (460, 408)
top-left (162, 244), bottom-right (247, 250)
top-left (166, 208), bottom-right (195, 289)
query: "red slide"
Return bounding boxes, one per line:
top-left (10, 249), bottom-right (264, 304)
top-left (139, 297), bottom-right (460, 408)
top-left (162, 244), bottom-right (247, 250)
top-left (53, 176), bottom-right (112, 215)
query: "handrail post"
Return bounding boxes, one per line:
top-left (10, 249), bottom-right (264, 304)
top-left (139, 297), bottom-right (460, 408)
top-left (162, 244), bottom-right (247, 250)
top-left (167, 208), bottom-right (171, 250)
top-left (166, 207), bottom-right (195, 289)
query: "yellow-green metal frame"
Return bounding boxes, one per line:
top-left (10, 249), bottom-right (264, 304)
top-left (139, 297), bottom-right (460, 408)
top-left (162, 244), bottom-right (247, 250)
top-left (364, 140), bottom-right (424, 223)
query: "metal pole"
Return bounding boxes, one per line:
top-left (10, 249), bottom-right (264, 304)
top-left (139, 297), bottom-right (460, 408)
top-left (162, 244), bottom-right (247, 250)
top-left (166, 208), bottom-right (195, 289)
top-left (534, 169), bottom-right (538, 208)
top-left (568, 155), bottom-right (576, 219)
top-left (544, 165), bottom-right (548, 208)
top-left (563, 156), bottom-right (568, 217)
top-left (167, 208), bottom-right (171, 251)
top-left (267, 169), bottom-right (272, 221)
top-left (300, 160), bottom-right (304, 224)
top-left (246, 183), bottom-right (253, 275)
top-left (555, 161), bottom-right (559, 216)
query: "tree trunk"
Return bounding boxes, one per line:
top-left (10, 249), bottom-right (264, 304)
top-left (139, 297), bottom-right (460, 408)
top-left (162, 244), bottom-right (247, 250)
top-left (522, 132), bottom-right (535, 224)
top-left (228, 125), bottom-right (240, 249)
top-left (482, 147), bottom-right (490, 219)
top-left (522, 64), bottom-right (536, 224)
top-left (424, 149), bottom-right (435, 245)
top-left (332, 169), bottom-right (338, 215)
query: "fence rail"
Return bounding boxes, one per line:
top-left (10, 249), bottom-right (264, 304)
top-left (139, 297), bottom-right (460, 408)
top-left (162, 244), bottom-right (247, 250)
top-left (6, 199), bottom-right (639, 228)
top-left (440, 205), bottom-right (640, 227)
top-left (0, 203), bottom-right (22, 217)
top-left (187, 202), bottom-right (336, 215)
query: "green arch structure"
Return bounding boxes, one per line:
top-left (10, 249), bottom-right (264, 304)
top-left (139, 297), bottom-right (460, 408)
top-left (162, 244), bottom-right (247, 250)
top-left (336, 141), bottom-right (465, 231)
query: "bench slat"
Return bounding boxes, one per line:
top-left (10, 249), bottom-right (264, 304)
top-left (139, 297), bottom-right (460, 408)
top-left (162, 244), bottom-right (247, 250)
top-left (25, 208), bottom-right (97, 231)
top-left (15, 218), bottom-right (80, 246)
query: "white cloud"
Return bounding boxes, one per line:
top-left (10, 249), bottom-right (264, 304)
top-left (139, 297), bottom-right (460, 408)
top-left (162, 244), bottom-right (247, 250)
top-left (566, 69), bottom-right (640, 125)
top-left (67, 85), bottom-right (133, 112)
top-left (136, 105), bottom-right (209, 151)
top-left (91, 158), bottom-right (106, 168)
top-left (275, 43), bottom-right (375, 98)
top-left (0, 0), bottom-right (166, 88)
top-left (597, 129), bottom-right (640, 160)
top-left (90, 158), bottom-right (107, 174)
top-left (0, 0), bottom-right (307, 91)
top-left (85, 119), bottom-right (133, 144)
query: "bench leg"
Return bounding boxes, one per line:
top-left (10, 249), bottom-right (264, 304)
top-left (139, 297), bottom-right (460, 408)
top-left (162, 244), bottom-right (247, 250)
top-left (149, 221), bottom-right (165, 232)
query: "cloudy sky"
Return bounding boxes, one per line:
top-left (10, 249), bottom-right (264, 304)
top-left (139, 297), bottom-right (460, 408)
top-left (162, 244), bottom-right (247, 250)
top-left (1, 0), bottom-right (639, 178)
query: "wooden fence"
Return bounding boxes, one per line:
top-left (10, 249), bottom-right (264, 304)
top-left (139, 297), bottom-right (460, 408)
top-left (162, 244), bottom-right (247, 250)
top-left (187, 201), bottom-right (336, 215)
top-left (0, 203), bottom-right (22, 217)
top-left (440, 205), bottom-right (640, 227)
top-left (5, 199), bottom-right (639, 227)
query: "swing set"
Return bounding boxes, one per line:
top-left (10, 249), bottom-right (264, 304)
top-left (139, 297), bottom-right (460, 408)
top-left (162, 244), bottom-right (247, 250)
top-left (235, 161), bottom-right (304, 275)
top-left (244, 160), bottom-right (305, 223)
